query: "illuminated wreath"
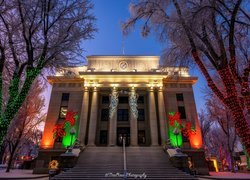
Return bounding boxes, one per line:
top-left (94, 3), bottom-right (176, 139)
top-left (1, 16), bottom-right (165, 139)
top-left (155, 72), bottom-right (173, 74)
top-left (48, 160), bottom-right (59, 170)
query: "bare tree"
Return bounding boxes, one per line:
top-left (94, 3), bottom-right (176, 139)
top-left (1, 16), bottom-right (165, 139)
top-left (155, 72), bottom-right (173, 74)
top-left (0, 0), bottom-right (96, 145)
top-left (3, 79), bottom-right (45, 172)
top-left (207, 127), bottom-right (228, 171)
top-left (198, 110), bottom-right (213, 150)
top-left (123, 0), bottom-right (250, 155)
top-left (206, 95), bottom-right (238, 172)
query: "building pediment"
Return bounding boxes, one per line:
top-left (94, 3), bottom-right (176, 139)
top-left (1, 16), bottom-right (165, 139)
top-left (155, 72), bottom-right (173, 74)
top-left (86, 55), bottom-right (159, 72)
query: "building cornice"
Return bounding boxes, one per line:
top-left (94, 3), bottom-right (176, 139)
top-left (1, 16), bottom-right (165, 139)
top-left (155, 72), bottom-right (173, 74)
top-left (163, 77), bottom-right (198, 84)
top-left (87, 55), bottom-right (160, 60)
top-left (47, 76), bottom-right (84, 84)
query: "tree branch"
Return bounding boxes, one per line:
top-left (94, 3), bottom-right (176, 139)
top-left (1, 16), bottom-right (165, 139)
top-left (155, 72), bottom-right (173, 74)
top-left (229, 0), bottom-right (242, 79)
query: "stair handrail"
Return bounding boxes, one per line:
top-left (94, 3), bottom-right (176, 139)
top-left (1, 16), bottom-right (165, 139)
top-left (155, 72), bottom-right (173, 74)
top-left (123, 137), bottom-right (127, 179)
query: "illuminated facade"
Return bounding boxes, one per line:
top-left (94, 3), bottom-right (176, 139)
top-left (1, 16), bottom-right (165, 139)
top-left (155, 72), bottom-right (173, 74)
top-left (40, 55), bottom-right (202, 149)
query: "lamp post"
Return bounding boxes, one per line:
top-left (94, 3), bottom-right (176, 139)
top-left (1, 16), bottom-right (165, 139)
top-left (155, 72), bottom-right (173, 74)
top-left (173, 127), bottom-right (180, 148)
top-left (70, 127), bottom-right (76, 147)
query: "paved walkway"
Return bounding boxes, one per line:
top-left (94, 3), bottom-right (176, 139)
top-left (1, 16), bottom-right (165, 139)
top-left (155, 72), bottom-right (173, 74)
top-left (0, 169), bottom-right (48, 179)
top-left (200, 172), bottom-right (250, 179)
top-left (0, 169), bottom-right (249, 179)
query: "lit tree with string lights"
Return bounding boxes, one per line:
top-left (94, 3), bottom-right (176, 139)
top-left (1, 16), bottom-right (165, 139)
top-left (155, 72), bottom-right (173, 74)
top-left (123, 0), bottom-right (250, 155)
top-left (0, 0), bottom-right (96, 146)
top-left (200, 93), bottom-right (239, 172)
top-left (3, 79), bottom-right (46, 172)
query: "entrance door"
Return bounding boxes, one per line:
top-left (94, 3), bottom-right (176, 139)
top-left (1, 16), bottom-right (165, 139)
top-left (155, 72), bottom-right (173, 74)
top-left (117, 127), bottom-right (130, 146)
top-left (99, 130), bottom-right (108, 145)
top-left (138, 130), bottom-right (146, 145)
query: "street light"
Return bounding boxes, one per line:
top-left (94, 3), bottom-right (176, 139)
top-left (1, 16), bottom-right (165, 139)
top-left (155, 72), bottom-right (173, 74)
top-left (70, 127), bottom-right (76, 147)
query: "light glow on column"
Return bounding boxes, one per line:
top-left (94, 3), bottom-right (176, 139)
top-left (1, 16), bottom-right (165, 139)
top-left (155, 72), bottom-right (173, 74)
top-left (189, 123), bottom-right (203, 149)
top-left (40, 131), bottom-right (54, 149)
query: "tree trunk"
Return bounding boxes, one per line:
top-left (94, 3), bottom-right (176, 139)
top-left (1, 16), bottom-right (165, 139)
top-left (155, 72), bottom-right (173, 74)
top-left (0, 68), bottom-right (40, 145)
top-left (230, 153), bottom-right (235, 172)
top-left (191, 54), bottom-right (250, 156)
top-left (0, 144), bottom-right (5, 164)
top-left (225, 96), bottom-right (250, 156)
top-left (6, 140), bottom-right (19, 172)
top-left (5, 150), bottom-right (14, 172)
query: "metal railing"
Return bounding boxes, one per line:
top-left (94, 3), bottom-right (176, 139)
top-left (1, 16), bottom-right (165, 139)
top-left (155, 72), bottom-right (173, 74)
top-left (123, 137), bottom-right (127, 180)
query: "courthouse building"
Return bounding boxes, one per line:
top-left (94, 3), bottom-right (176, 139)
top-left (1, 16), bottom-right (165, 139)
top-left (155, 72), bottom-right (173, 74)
top-left (39, 55), bottom-right (203, 163)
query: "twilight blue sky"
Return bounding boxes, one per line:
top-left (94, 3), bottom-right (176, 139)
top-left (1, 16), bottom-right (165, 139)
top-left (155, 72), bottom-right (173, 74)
top-left (84, 0), bottom-right (206, 113)
top-left (45, 0), bottom-right (207, 113)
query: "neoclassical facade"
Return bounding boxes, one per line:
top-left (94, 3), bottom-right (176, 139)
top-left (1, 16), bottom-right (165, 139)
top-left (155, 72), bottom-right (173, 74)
top-left (40, 55), bottom-right (202, 149)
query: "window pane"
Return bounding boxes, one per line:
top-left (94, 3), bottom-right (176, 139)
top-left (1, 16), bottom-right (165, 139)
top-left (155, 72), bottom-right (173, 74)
top-left (100, 130), bottom-right (108, 144)
top-left (101, 109), bottom-right (109, 121)
top-left (176, 93), bottom-right (184, 101)
top-left (117, 109), bottom-right (128, 121)
top-left (137, 96), bottom-right (144, 104)
top-left (59, 106), bottom-right (68, 118)
top-left (102, 96), bottom-right (109, 104)
top-left (61, 93), bottom-right (70, 101)
top-left (178, 106), bottom-right (186, 119)
top-left (138, 109), bottom-right (145, 121)
top-left (119, 97), bottom-right (128, 104)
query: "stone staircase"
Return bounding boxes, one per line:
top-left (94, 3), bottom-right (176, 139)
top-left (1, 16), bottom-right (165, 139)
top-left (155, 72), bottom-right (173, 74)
top-left (52, 146), bottom-right (197, 180)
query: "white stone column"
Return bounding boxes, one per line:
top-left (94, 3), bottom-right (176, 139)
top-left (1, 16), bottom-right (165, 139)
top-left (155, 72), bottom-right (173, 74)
top-left (78, 87), bottom-right (89, 146)
top-left (148, 87), bottom-right (159, 146)
top-left (129, 87), bottom-right (138, 146)
top-left (157, 86), bottom-right (167, 145)
top-left (108, 87), bottom-right (118, 146)
top-left (87, 87), bottom-right (98, 146)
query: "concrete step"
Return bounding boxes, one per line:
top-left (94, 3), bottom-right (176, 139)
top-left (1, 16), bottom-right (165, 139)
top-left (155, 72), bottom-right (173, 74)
top-left (52, 146), bottom-right (197, 180)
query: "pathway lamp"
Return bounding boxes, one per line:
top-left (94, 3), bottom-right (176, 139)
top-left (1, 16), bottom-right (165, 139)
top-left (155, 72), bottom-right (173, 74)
top-left (173, 127), bottom-right (180, 148)
top-left (70, 127), bottom-right (76, 147)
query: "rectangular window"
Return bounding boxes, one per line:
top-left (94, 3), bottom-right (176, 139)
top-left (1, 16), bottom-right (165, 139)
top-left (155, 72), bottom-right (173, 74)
top-left (176, 93), bottom-right (184, 101)
top-left (119, 97), bottom-right (128, 104)
top-left (61, 93), bottom-right (70, 101)
top-left (59, 106), bottom-right (68, 119)
top-left (138, 109), bottom-right (145, 121)
top-left (137, 96), bottom-right (144, 104)
top-left (117, 109), bottom-right (129, 121)
top-left (178, 106), bottom-right (186, 119)
top-left (101, 109), bottom-right (109, 121)
top-left (102, 96), bottom-right (109, 104)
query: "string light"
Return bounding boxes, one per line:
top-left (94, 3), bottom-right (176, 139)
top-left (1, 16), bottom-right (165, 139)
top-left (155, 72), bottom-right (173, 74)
top-left (192, 50), bottom-right (250, 155)
top-left (0, 68), bottom-right (41, 144)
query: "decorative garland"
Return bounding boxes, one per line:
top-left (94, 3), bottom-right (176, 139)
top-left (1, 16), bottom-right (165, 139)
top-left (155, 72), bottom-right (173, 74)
top-left (53, 123), bottom-right (66, 139)
top-left (53, 111), bottom-right (78, 140)
top-left (65, 111), bottom-right (77, 126)
top-left (168, 112), bottom-right (181, 126)
top-left (181, 121), bottom-right (196, 139)
top-left (168, 112), bottom-right (196, 139)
